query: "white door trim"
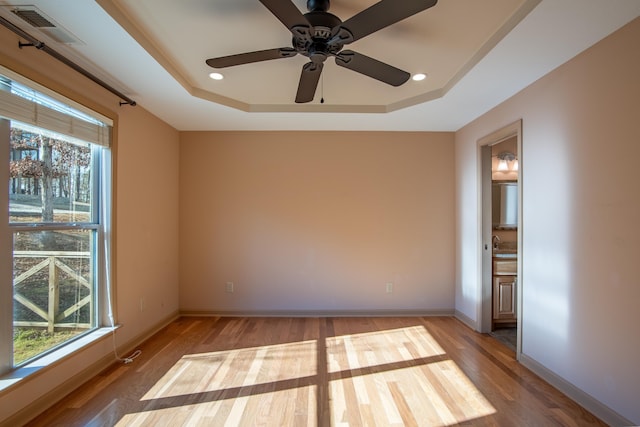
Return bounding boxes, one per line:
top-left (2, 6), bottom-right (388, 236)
top-left (477, 120), bottom-right (523, 359)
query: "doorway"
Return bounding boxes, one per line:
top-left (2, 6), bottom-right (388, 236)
top-left (478, 121), bottom-right (522, 358)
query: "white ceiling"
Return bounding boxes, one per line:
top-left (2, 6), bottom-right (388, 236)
top-left (0, 0), bottom-right (639, 131)
top-left (97, 0), bottom-right (538, 113)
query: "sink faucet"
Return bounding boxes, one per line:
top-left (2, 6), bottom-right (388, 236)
top-left (492, 235), bottom-right (501, 249)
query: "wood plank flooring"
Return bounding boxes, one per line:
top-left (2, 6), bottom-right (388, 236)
top-left (26, 317), bottom-right (607, 426)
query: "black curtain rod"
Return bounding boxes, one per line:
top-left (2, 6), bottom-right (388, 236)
top-left (0, 15), bottom-right (136, 106)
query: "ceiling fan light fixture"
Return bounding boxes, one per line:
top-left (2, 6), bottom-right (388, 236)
top-left (412, 73), bottom-right (427, 81)
top-left (209, 72), bottom-right (224, 80)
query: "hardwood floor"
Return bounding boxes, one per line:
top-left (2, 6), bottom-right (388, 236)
top-left (27, 317), bottom-right (606, 426)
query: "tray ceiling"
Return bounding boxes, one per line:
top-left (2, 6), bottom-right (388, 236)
top-left (97, 0), bottom-right (537, 113)
top-left (1, 1), bottom-right (638, 130)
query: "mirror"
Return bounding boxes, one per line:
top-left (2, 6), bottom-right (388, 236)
top-left (492, 182), bottom-right (518, 229)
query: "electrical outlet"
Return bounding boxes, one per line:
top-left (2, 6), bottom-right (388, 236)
top-left (226, 282), bottom-right (234, 293)
top-left (386, 282), bottom-right (393, 293)
top-left (140, 297), bottom-right (146, 312)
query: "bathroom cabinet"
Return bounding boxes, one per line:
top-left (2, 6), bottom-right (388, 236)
top-left (493, 275), bottom-right (517, 322)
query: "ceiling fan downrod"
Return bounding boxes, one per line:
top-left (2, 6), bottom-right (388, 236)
top-left (307, 0), bottom-right (330, 12)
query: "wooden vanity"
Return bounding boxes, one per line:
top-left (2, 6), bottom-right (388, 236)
top-left (492, 257), bottom-right (517, 324)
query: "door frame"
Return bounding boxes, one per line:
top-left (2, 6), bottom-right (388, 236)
top-left (477, 120), bottom-right (523, 359)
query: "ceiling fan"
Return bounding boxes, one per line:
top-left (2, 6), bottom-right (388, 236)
top-left (205, 0), bottom-right (438, 103)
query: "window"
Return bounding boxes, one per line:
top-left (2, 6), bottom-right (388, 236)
top-left (0, 69), bottom-right (112, 372)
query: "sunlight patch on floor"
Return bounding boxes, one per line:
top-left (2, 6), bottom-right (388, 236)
top-left (118, 386), bottom-right (316, 426)
top-left (327, 327), bottom-right (496, 426)
top-left (140, 339), bottom-right (317, 401)
top-left (327, 325), bottom-right (447, 372)
top-left (122, 325), bottom-right (494, 425)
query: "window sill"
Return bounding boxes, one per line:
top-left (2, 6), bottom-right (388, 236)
top-left (0, 326), bottom-right (116, 394)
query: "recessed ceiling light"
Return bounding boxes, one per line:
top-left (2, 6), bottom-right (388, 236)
top-left (209, 72), bottom-right (224, 80)
top-left (412, 73), bottom-right (427, 81)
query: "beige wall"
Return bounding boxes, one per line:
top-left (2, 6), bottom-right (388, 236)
top-left (0, 24), bottom-right (180, 425)
top-left (115, 104), bottom-right (180, 336)
top-left (180, 131), bottom-right (455, 314)
top-left (455, 17), bottom-right (640, 424)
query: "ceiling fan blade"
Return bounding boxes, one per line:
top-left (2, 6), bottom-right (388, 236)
top-left (206, 47), bottom-right (297, 68)
top-left (335, 50), bottom-right (409, 86)
top-left (338, 0), bottom-right (438, 43)
top-left (295, 62), bottom-right (323, 103)
top-left (259, 0), bottom-right (311, 36)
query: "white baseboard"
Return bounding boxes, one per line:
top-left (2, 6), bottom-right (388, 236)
top-left (454, 309), bottom-right (478, 331)
top-left (115, 311), bottom-right (181, 361)
top-left (519, 353), bottom-right (635, 427)
top-left (180, 309), bottom-right (455, 318)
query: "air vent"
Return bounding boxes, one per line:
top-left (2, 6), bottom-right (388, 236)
top-left (12, 9), bottom-right (54, 28)
top-left (5, 6), bottom-right (84, 45)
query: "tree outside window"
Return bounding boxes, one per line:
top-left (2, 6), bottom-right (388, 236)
top-left (1, 72), bottom-right (111, 369)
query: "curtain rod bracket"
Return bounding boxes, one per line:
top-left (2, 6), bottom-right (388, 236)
top-left (19, 41), bottom-right (45, 50)
top-left (1, 16), bottom-right (137, 107)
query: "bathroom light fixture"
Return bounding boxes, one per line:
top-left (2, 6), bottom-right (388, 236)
top-left (412, 73), bottom-right (427, 81)
top-left (209, 72), bottom-right (224, 80)
top-left (496, 151), bottom-right (518, 172)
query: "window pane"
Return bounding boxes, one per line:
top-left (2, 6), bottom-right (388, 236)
top-left (9, 123), bottom-right (93, 224)
top-left (13, 229), bottom-right (96, 365)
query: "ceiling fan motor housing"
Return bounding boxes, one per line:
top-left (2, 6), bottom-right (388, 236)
top-left (293, 9), bottom-right (346, 60)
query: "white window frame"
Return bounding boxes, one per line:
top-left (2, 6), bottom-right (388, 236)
top-left (0, 67), bottom-right (113, 381)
